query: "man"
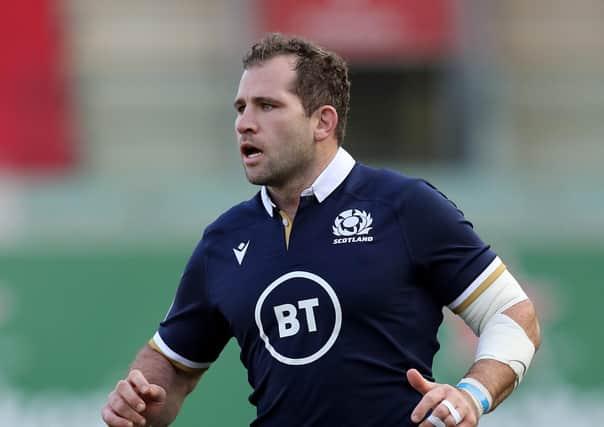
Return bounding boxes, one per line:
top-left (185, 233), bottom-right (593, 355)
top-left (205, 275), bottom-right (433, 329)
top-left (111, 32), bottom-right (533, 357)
top-left (102, 33), bottom-right (540, 427)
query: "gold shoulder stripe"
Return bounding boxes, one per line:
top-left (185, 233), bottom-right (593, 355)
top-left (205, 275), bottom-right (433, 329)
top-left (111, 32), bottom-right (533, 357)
top-left (148, 339), bottom-right (206, 373)
top-left (453, 263), bottom-right (507, 314)
top-left (148, 338), bottom-right (161, 352)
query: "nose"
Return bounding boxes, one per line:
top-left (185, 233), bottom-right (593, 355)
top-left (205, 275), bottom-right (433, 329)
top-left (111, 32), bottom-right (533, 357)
top-left (235, 107), bottom-right (258, 136)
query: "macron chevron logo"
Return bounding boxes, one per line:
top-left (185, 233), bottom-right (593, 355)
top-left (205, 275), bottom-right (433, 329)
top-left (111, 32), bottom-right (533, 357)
top-left (233, 241), bottom-right (250, 265)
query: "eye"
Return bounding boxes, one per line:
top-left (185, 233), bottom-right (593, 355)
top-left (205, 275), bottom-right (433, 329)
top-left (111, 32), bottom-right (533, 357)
top-left (236, 104), bottom-right (245, 114)
top-left (261, 103), bottom-right (274, 111)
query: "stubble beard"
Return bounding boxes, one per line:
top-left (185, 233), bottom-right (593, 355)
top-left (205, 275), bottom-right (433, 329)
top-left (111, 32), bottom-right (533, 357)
top-left (244, 160), bottom-right (294, 188)
top-left (244, 149), bottom-right (313, 190)
top-left (243, 124), bottom-right (316, 188)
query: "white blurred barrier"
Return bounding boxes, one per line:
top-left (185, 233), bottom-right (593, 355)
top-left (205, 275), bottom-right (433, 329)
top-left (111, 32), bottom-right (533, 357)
top-left (0, 388), bottom-right (105, 427)
top-left (0, 179), bottom-right (24, 245)
top-left (485, 388), bottom-right (604, 426)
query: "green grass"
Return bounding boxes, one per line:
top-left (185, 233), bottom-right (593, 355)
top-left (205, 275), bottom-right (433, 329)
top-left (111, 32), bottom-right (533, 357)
top-left (0, 246), bottom-right (254, 426)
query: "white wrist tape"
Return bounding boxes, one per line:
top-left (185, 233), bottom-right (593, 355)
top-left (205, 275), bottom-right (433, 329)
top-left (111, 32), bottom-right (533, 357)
top-left (456, 377), bottom-right (492, 415)
top-left (475, 313), bottom-right (535, 384)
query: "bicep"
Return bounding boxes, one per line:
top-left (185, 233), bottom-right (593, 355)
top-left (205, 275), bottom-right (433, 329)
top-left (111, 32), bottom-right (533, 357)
top-left (454, 264), bottom-right (540, 351)
top-left (502, 299), bottom-right (541, 350)
top-left (402, 180), bottom-right (496, 304)
top-left (454, 265), bottom-right (527, 335)
top-left (156, 239), bottom-right (232, 368)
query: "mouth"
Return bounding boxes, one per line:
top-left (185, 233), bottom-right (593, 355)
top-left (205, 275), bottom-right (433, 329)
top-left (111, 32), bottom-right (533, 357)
top-left (240, 142), bottom-right (263, 161)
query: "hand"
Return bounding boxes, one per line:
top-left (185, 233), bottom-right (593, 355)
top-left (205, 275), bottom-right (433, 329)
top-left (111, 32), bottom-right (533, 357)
top-left (407, 369), bottom-right (479, 427)
top-left (102, 369), bottom-right (167, 427)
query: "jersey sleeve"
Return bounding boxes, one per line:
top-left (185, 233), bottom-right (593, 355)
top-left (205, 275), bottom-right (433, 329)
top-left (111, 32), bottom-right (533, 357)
top-left (150, 235), bottom-right (232, 371)
top-left (401, 180), bottom-right (498, 307)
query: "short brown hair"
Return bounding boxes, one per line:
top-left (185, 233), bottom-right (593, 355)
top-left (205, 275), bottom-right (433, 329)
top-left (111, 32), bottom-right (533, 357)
top-left (242, 33), bottom-right (351, 144)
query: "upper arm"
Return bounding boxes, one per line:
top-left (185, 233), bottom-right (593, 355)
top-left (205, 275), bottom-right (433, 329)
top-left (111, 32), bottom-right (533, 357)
top-left (452, 260), bottom-right (541, 351)
top-left (401, 180), bottom-right (496, 305)
top-left (502, 299), bottom-right (541, 350)
top-left (456, 272), bottom-right (541, 385)
top-left (153, 236), bottom-right (232, 371)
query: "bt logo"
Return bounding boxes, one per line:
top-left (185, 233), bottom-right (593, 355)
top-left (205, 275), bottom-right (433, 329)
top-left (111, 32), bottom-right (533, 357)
top-left (273, 297), bottom-right (320, 338)
top-left (255, 271), bottom-right (342, 366)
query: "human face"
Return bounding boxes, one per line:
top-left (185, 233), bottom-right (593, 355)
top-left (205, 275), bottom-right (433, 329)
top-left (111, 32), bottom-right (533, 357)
top-left (234, 55), bottom-right (316, 188)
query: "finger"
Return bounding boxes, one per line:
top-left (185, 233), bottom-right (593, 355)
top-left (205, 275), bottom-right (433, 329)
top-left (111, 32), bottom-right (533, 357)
top-left (442, 413), bottom-right (461, 427)
top-left (101, 405), bottom-right (136, 427)
top-left (439, 391), bottom-right (478, 426)
top-left (108, 391), bottom-right (147, 426)
top-left (126, 370), bottom-right (166, 404)
top-left (127, 369), bottom-right (151, 394)
top-left (116, 380), bottom-right (146, 412)
top-left (143, 384), bottom-right (167, 403)
top-left (411, 388), bottom-right (446, 423)
top-left (456, 410), bottom-right (478, 427)
top-left (407, 369), bottom-right (435, 395)
top-left (419, 413), bottom-right (446, 427)
top-left (420, 396), bottom-right (476, 427)
top-left (440, 399), bottom-right (463, 426)
top-left (428, 406), bottom-right (456, 427)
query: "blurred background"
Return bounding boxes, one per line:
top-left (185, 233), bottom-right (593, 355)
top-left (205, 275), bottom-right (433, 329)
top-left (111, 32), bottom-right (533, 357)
top-left (0, 0), bottom-right (602, 425)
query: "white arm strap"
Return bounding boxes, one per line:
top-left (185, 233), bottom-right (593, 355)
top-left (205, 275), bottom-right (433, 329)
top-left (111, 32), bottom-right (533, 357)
top-left (453, 259), bottom-right (535, 384)
top-left (475, 312), bottom-right (535, 384)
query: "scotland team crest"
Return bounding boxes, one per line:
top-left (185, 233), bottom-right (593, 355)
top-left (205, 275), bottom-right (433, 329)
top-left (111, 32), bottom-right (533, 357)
top-left (332, 209), bottom-right (374, 244)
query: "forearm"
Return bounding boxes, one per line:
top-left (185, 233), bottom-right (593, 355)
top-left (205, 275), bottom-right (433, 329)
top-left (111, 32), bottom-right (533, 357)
top-left (411, 265), bottom-right (541, 426)
top-left (462, 358), bottom-right (515, 412)
top-left (462, 300), bottom-right (541, 413)
top-left (130, 345), bottom-right (204, 426)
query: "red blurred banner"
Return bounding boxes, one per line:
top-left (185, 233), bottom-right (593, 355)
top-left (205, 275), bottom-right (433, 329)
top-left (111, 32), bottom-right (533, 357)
top-left (257, 0), bottom-right (456, 63)
top-left (0, 0), bottom-right (76, 172)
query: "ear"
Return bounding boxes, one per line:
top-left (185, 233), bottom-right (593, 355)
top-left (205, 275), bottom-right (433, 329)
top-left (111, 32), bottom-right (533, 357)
top-left (312, 106), bottom-right (338, 142)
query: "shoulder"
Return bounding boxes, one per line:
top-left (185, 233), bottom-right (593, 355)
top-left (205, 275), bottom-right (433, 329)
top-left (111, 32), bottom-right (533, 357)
top-left (345, 163), bottom-right (445, 208)
top-left (183, 192), bottom-right (265, 268)
top-left (203, 192), bottom-right (264, 240)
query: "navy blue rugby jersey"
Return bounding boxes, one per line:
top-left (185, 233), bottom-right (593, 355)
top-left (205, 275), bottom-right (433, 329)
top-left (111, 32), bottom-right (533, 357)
top-left (151, 148), bottom-right (498, 426)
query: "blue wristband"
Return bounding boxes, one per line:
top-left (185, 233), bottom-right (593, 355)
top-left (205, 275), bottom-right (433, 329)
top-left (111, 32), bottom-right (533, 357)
top-left (457, 381), bottom-right (490, 413)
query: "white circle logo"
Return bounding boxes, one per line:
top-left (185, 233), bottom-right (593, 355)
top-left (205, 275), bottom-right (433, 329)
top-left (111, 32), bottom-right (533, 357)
top-left (254, 271), bottom-right (342, 366)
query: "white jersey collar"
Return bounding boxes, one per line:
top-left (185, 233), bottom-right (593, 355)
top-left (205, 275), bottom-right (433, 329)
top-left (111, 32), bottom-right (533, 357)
top-left (260, 147), bottom-right (356, 217)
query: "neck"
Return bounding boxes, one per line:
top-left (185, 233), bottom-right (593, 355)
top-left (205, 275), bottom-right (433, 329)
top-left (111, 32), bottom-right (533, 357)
top-left (268, 145), bottom-right (338, 220)
top-left (267, 186), bottom-right (301, 221)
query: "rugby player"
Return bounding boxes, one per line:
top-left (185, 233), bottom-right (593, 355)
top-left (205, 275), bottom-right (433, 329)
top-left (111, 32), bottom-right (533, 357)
top-left (102, 33), bottom-right (540, 427)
